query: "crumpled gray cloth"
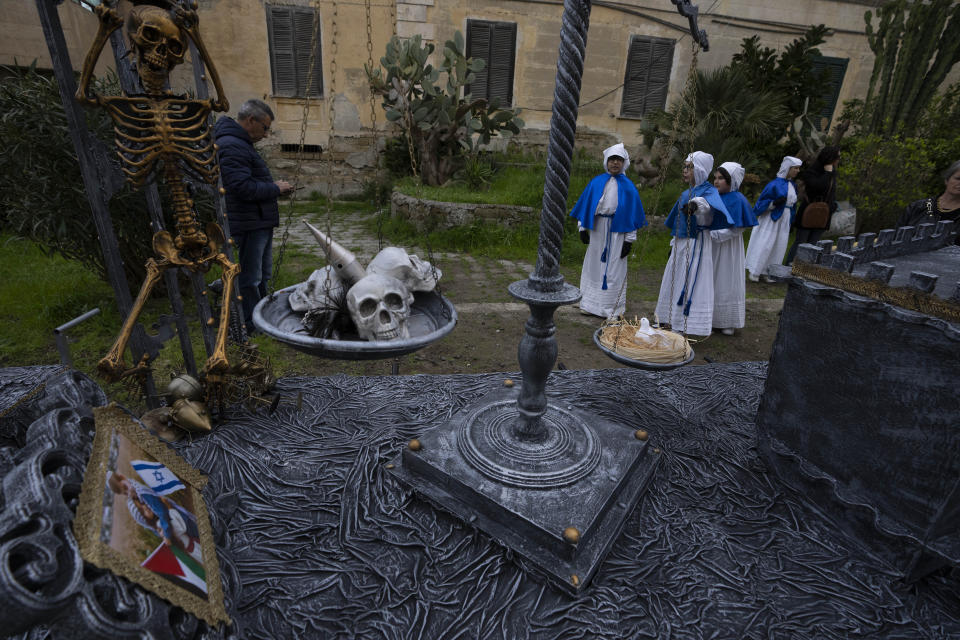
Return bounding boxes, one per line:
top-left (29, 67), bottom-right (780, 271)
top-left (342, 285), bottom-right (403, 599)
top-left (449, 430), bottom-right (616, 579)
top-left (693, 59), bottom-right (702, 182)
top-left (171, 364), bottom-right (960, 639)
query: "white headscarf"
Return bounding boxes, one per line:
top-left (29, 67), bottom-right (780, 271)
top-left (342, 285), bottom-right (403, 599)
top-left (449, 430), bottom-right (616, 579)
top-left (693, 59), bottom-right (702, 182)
top-left (719, 161), bottom-right (745, 192)
top-left (777, 156), bottom-right (802, 179)
top-left (603, 143), bottom-right (630, 173)
top-left (686, 151), bottom-right (714, 185)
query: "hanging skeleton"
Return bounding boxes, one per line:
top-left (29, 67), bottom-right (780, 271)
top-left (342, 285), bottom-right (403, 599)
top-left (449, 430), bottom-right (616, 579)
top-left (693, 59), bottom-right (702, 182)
top-left (76, 0), bottom-right (237, 382)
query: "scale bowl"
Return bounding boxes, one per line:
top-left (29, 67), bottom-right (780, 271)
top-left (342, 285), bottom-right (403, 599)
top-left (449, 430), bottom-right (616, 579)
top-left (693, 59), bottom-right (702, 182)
top-left (253, 287), bottom-right (457, 360)
top-left (592, 328), bottom-right (695, 371)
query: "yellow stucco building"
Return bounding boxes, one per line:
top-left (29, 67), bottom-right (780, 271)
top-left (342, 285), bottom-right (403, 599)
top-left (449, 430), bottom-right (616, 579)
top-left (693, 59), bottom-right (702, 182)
top-left (4, 0), bottom-right (959, 194)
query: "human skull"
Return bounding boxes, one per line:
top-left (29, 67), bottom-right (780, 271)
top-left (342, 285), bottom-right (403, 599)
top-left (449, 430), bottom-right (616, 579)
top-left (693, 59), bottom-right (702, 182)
top-left (127, 6), bottom-right (187, 92)
top-left (346, 274), bottom-right (414, 341)
top-left (366, 247), bottom-right (440, 292)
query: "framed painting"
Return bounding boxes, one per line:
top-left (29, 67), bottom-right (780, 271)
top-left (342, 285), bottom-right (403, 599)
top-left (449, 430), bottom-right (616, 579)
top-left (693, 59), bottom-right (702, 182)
top-left (73, 405), bottom-right (230, 626)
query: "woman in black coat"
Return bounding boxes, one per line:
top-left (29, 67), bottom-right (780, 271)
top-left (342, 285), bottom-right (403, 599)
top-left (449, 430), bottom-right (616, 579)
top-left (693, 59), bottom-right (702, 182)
top-left (785, 146), bottom-right (840, 265)
top-left (898, 159), bottom-right (960, 245)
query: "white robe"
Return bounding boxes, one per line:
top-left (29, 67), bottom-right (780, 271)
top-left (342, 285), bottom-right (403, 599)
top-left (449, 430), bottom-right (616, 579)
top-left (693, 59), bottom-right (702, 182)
top-left (744, 183), bottom-right (796, 277)
top-left (711, 228), bottom-right (746, 329)
top-left (655, 231), bottom-right (715, 336)
top-left (578, 177), bottom-right (637, 318)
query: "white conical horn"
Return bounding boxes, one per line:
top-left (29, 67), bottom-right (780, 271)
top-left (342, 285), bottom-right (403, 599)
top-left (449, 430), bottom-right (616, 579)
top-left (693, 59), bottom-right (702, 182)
top-left (303, 221), bottom-right (366, 285)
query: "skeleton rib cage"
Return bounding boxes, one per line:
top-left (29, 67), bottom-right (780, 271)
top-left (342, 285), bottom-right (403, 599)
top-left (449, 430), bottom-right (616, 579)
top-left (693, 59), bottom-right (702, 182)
top-left (99, 94), bottom-right (219, 187)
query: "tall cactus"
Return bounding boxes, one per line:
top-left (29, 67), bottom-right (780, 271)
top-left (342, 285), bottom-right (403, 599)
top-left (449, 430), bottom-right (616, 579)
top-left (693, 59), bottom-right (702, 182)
top-left (365, 33), bottom-right (524, 186)
top-left (863, 0), bottom-right (960, 135)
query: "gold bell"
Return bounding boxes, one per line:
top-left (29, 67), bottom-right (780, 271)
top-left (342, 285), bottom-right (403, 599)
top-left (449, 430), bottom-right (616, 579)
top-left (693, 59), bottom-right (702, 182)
top-left (634, 429), bottom-right (648, 440)
top-left (562, 527), bottom-right (580, 544)
top-left (408, 439), bottom-right (422, 451)
top-left (503, 379), bottom-right (514, 387)
top-left (167, 373), bottom-right (203, 401)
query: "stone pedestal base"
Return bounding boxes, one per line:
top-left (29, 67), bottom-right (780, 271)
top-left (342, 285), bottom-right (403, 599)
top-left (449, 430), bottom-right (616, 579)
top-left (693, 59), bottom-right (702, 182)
top-left (391, 385), bottom-right (660, 594)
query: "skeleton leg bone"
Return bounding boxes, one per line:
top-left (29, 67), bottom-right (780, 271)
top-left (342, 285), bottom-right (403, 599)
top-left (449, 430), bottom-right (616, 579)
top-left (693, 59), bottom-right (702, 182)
top-left (98, 258), bottom-right (167, 382)
top-left (205, 252), bottom-right (241, 376)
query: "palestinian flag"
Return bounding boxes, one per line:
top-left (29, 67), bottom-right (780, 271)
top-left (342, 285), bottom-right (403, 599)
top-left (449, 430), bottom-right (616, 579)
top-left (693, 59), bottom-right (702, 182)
top-left (141, 542), bottom-right (207, 596)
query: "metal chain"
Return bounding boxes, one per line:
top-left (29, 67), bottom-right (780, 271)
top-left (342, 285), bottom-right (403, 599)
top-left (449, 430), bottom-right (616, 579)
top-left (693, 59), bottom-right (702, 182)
top-left (660, 42), bottom-right (700, 338)
top-left (366, 0), bottom-right (384, 252)
top-left (271, 0), bottom-right (325, 295)
top-left (320, 0), bottom-right (339, 294)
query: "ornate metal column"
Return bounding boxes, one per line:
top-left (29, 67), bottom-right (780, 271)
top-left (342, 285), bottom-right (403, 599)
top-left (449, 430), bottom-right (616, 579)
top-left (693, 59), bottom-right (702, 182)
top-left (392, 0), bottom-right (661, 595)
top-left (507, 0), bottom-right (590, 442)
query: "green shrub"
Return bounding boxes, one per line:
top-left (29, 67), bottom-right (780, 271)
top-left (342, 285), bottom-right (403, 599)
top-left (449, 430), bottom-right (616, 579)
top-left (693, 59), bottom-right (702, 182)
top-left (383, 135), bottom-right (418, 178)
top-left (453, 153), bottom-right (495, 190)
top-left (0, 64), bottom-right (215, 291)
top-left (837, 81), bottom-right (960, 232)
top-left (838, 135), bottom-right (936, 232)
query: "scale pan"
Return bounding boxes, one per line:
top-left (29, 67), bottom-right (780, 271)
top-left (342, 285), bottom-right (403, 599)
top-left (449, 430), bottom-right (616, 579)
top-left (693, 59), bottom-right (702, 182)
top-left (592, 328), bottom-right (695, 371)
top-left (253, 287), bottom-right (457, 361)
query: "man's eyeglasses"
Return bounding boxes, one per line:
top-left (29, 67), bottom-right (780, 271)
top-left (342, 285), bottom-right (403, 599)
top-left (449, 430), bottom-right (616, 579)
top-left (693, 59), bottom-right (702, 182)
top-left (257, 119), bottom-right (271, 133)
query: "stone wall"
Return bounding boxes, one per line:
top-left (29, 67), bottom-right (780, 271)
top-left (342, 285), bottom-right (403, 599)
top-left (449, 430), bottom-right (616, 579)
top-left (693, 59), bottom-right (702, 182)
top-left (391, 190), bottom-right (537, 231)
top-left (265, 131), bottom-right (382, 198)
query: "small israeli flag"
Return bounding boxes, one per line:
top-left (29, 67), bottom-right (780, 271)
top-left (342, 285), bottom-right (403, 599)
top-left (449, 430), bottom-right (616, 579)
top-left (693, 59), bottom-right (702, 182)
top-left (131, 460), bottom-right (186, 496)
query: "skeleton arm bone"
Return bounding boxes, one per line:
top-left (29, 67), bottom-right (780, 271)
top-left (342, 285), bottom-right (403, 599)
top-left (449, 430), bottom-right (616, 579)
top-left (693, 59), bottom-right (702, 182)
top-left (75, 4), bottom-right (124, 104)
top-left (177, 8), bottom-right (229, 113)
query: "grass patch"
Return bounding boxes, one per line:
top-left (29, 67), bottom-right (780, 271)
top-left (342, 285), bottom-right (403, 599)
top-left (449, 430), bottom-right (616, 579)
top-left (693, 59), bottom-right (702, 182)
top-left (394, 151), bottom-right (690, 219)
top-left (0, 235), bottom-right (119, 367)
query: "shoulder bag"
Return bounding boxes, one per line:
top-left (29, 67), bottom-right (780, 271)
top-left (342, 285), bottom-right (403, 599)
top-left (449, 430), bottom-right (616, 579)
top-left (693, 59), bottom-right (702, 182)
top-left (800, 201), bottom-right (830, 229)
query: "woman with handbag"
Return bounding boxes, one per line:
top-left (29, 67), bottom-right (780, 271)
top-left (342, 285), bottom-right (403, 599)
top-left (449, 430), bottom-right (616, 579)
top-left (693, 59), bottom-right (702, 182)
top-left (785, 146), bottom-right (840, 265)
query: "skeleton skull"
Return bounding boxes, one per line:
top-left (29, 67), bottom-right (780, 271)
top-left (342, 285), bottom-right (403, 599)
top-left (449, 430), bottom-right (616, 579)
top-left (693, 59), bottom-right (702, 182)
top-left (346, 274), bottom-right (414, 341)
top-left (127, 6), bottom-right (187, 92)
top-left (366, 247), bottom-right (440, 292)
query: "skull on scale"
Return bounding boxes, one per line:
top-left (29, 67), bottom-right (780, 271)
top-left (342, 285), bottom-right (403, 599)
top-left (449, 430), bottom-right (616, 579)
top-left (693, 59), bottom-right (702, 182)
top-left (289, 222), bottom-right (442, 342)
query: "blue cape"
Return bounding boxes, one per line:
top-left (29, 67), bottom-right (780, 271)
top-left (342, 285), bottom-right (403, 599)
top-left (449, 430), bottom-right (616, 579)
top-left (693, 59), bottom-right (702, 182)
top-left (664, 181), bottom-right (733, 238)
top-left (719, 190), bottom-right (758, 227)
top-left (753, 177), bottom-right (797, 222)
top-left (569, 173), bottom-right (647, 232)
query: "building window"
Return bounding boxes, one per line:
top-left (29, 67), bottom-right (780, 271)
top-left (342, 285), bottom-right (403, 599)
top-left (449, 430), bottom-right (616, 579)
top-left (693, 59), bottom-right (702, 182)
top-left (811, 56), bottom-right (848, 130)
top-left (266, 6), bottom-right (323, 98)
top-left (620, 35), bottom-right (675, 119)
top-left (466, 19), bottom-right (517, 107)
top-left (280, 143), bottom-right (323, 158)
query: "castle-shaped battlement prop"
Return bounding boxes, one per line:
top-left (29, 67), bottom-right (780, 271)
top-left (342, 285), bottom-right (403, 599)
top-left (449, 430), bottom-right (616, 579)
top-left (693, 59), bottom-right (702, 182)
top-left (757, 223), bottom-right (959, 582)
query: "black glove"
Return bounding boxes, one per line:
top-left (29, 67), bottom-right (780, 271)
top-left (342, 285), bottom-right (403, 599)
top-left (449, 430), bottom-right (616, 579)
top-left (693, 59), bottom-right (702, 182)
top-left (620, 242), bottom-right (632, 259)
top-left (773, 196), bottom-right (787, 207)
top-left (580, 229), bottom-right (590, 245)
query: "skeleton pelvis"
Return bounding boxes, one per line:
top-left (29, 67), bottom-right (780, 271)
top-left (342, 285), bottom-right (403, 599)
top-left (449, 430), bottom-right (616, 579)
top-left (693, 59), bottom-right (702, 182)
top-left (153, 223), bottom-right (226, 269)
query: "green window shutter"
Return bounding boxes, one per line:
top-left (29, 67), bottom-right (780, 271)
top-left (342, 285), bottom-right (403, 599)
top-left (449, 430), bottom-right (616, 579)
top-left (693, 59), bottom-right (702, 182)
top-left (811, 56), bottom-right (848, 130)
top-left (267, 5), bottom-right (323, 98)
top-left (621, 35), bottom-right (675, 118)
top-left (293, 8), bottom-right (323, 98)
top-left (488, 22), bottom-right (516, 106)
top-left (267, 6), bottom-right (297, 97)
top-left (466, 19), bottom-right (516, 106)
top-left (466, 20), bottom-right (491, 100)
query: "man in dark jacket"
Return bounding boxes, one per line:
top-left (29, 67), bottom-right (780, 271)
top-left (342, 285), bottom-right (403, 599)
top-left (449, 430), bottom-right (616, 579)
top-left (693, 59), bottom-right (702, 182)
top-left (214, 99), bottom-right (292, 331)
